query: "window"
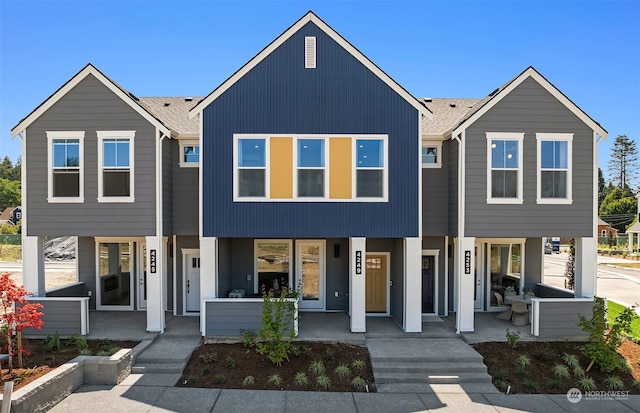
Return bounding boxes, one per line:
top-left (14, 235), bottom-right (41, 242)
top-left (98, 131), bottom-right (134, 202)
top-left (47, 131), bottom-right (84, 202)
top-left (356, 139), bottom-right (385, 198)
top-left (489, 242), bottom-right (523, 307)
top-left (255, 240), bottom-right (291, 294)
top-left (421, 141), bottom-right (442, 168)
top-left (297, 139), bottom-right (325, 197)
top-left (537, 133), bottom-right (572, 204)
top-left (237, 138), bottom-right (266, 197)
top-left (179, 141), bottom-right (199, 167)
top-left (98, 242), bottom-right (132, 308)
top-left (486, 133), bottom-right (524, 204)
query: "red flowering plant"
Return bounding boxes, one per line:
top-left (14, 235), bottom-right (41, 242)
top-left (0, 272), bottom-right (44, 371)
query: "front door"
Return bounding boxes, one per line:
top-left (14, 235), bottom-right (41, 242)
top-left (422, 255), bottom-right (435, 313)
top-left (295, 241), bottom-right (325, 310)
top-left (137, 242), bottom-right (147, 309)
top-left (365, 254), bottom-right (387, 313)
top-left (186, 254), bottom-right (201, 312)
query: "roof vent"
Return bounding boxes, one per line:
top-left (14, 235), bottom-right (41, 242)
top-left (305, 36), bottom-right (316, 69)
top-left (449, 103), bottom-right (457, 108)
top-left (423, 98), bottom-right (432, 102)
top-left (163, 102), bottom-right (170, 107)
top-left (185, 97), bottom-right (193, 102)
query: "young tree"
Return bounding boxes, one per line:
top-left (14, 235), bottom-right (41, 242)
top-left (598, 167), bottom-right (608, 208)
top-left (599, 186), bottom-right (638, 232)
top-left (0, 273), bottom-right (44, 371)
top-left (607, 135), bottom-right (638, 189)
top-left (0, 178), bottom-right (21, 210)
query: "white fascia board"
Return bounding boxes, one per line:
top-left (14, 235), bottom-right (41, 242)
top-left (189, 12), bottom-right (432, 120)
top-left (11, 64), bottom-right (171, 138)
top-left (451, 67), bottom-right (607, 139)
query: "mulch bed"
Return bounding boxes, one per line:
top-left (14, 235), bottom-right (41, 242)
top-left (178, 341), bottom-right (376, 392)
top-left (473, 339), bottom-right (640, 394)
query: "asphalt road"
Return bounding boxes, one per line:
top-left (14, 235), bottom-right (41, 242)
top-left (544, 253), bottom-right (640, 311)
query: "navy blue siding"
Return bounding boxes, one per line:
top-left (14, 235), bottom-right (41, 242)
top-left (202, 22), bottom-right (419, 238)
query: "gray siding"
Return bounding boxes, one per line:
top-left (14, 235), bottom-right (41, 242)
top-left (464, 78), bottom-right (594, 238)
top-left (162, 138), bottom-right (173, 236)
top-left (23, 300), bottom-right (82, 337)
top-left (391, 239), bottom-right (404, 325)
top-left (77, 237), bottom-right (96, 309)
top-left (537, 300), bottom-right (592, 339)
top-left (25, 74), bottom-right (157, 236)
top-left (171, 139), bottom-right (199, 235)
top-left (204, 300), bottom-right (294, 336)
top-left (326, 238), bottom-right (349, 311)
top-left (524, 238), bottom-right (543, 289)
top-left (175, 235), bottom-right (199, 315)
top-left (422, 142), bottom-right (449, 236)
top-left (422, 237), bottom-right (446, 315)
top-left (447, 140), bottom-right (459, 236)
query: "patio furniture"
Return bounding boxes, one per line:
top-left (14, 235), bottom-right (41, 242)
top-left (494, 292), bottom-right (512, 320)
top-left (511, 300), bottom-right (529, 326)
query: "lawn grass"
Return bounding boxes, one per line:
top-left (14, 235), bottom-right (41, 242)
top-left (602, 262), bottom-right (640, 269)
top-left (607, 299), bottom-right (640, 340)
top-left (0, 244), bottom-right (21, 262)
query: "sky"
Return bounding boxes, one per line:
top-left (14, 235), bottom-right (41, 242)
top-left (1, 0), bottom-right (639, 183)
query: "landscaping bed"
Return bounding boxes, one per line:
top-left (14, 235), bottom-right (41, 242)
top-left (1, 338), bottom-right (139, 391)
top-left (473, 339), bottom-right (640, 394)
top-left (178, 341), bottom-right (376, 392)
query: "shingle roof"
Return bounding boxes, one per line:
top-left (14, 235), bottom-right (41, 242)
top-left (420, 98), bottom-right (482, 136)
top-left (138, 97), bottom-right (202, 137)
top-left (0, 207), bottom-right (18, 221)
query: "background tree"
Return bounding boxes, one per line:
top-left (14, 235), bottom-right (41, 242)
top-left (607, 135), bottom-right (638, 190)
top-left (0, 156), bottom-right (20, 181)
top-left (599, 186), bottom-right (637, 232)
top-left (0, 178), bottom-right (21, 210)
top-left (598, 167), bottom-right (608, 208)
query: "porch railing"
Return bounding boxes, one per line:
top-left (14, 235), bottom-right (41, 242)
top-left (530, 297), bottom-right (593, 338)
top-left (23, 297), bottom-right (90, 337)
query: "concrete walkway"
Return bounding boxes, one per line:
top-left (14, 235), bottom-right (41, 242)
top-left (47, 313), bottom-right (640, 412)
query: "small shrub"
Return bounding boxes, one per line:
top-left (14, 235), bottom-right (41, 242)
top-left (547, 378), bottom-right (562, 391)
top-left (212, 374), bottom-right (226, 384)
top-left (516, 355), bottom-right (531, 369)
top-left (573, 366), bottom-right (586, 378)
top-left (225, 356), bottom-right (236, 369)
top-left (267, 374), bottom-right (282, 386)
top-left (514, 366), bottom-right (528, 377)
top-left (633, 379), bottom-right (640, 389)
top-left (578, 376), bottom-right (597, 391)
top-left (522, 379), bottom-right (540, 392)
top-left (532, 343), bottom-right (554, 361)
top-left (605, 375), bottom-right (625, 391)
top-left (562, 353), bottom-right (580, 369)
top-left (201, 367), bottom-right (211, 376)
top-left (183, 375), bottom-right (197, 385)
top-left (552, 364), bottom-right (570, 379)
top-left (79, 348), bottom-right (92, 356)
top-left (334, 364), bottom-right (351, 379)
top-left (97, 338), bottom-right (119, 355)
top-left (309, 360), bottom-right (326, 375)
top-left (316, 375), bottom-right (331, 389)
top-left (69, 334), bottom-right (90, 352)
top-left (494, 380), bottom-right (509, 392)
top-left (199, 352), bottom-right (218, 364)
top-left (255, 288), bottom-right (299, 366)
top-left (240, 330), bottom-right (256, 348)
top-left (493, 369), bottom-right (507, 381)
top-left (44, 332), bottom-right (61, 352)
top-left (506, 329), bottom-right (520, 349)
top-left (351, 359), bottom-right (366, 370)
top-left (293, 371), bottom-right (309, 386)
top-left (324, 348), bottom-right (335, 363)
top-left (352, 376), bottom-right (366, 391)
top-left (242, 375), bottom-right (255, 386)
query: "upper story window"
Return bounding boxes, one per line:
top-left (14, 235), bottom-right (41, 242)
top-left (421, 141), bottom-right (442, 168)
top-left (47, 131), bottom-right (84, 203)
top-left (98, 131), bottom-right (135, 202)
top-left (237, 138), bottom-right (266, 197)
top-left (179, 141), bottom-right (200, 167)
top-left (356, 139), bottom-right (385, 198)
top-left (537, 133), bottom-right (572, 204)
top-left (297, 139), bottom-right (325, 197)
top-left (486, 132), bottom-right (524, 204)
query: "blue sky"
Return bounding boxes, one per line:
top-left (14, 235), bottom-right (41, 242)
top-left (1, 1), bottom-right (638, 182)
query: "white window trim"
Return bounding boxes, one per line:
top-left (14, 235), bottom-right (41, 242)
top-left (253, 239), bottom-right (293, 294)
top-left (233, 134), bottom-right (388, 202)
top-left (179, 140), bottom-right (200, 168)
top-left (97, 130), bottom-right (135, 203)
top-left (536, 133), bottom-right (573, 204)
top-left (421, 140), bottom-right (442, 168)
top-left (47, 131), bottom-right (85, 203)
top-left (486, 132), bottom-right (524, 204)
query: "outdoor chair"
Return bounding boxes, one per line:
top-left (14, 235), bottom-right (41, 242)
top-left (493, 292), bottom-right (512, 320)
top-left (511, 300), bottom-right (529, 326)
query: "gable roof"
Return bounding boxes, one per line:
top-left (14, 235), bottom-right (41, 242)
top-left (0, 207), bottom-right (18, 221)
top-left (189, 11), bottom-right (431, 120)
top-left (450, 66), bottom-right (607, 139)
top-left (139, 97), bottom-right (202, 138)
top-left (11, 64), bottom-right (171, 138)
top-left (421, 98), bottom-right (481, 137)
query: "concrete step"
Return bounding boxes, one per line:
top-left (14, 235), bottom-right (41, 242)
top-left (369, 354), bottom-right (482, 363)
top-left (372, 361), bottom-right (487, 374)
top-left (131, 362), bottom-right (186, 374)
top-left (374, 371), bottom-right (493, 384)
top-left (376, 382), bottom-right (501, 394)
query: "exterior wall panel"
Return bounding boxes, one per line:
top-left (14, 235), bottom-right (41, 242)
top-left (77, 236), bottom-right (96, 309)
top-left (447, 140), bottom-right (459, 236)
top-left (422, 142), bottom-right (449, 236)
top-left (270, 137), bottom-right (293, 199)
top-left (537, 300), bottom-right (592, 338)
top-left (329, 138), bottom-right (352, 199)
top-left (171, 140), bottom-right (199, 236)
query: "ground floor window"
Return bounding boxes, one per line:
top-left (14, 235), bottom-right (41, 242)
top-left (489, 243), bottom-right (522, 306)
top-left (255, 240), bottom-right (291, 295)
top-left (98, 242), bottom-right (132, 307)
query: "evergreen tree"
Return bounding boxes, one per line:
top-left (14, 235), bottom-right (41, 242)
top-left (607, 135), bottom-right (638, 190)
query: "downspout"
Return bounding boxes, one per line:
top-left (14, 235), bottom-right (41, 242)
top-left (18, 132), bottom-right (26, 237)
top-left (453, 132), bottom-right (464, 334)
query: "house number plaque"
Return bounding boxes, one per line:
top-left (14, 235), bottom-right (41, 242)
top-left (150, 249), bottom-right (157, 274)
top-left (355, 250), bottom-right (362, 274)
top-left (464, 250), bottom-right (471, 274)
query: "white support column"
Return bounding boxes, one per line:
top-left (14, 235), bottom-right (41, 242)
top-left (575, 237), bottom-right (597, 298)
top-left (22, 236), bottom-right (45, 296)
top-left (456, 237), bottom-right (475, 333)
top-left (404, 237), bottom-right (422, 332)
top-left (145, 236), bottom-right (165, 332)
top-left (349, 237), bottom-right (366, 333)
top-left (629, 232), bottom-right (634, 253)
top-left (200, 237), bottom-right (218, 300)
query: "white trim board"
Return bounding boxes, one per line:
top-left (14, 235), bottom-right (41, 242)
top-left (189, 11), bottom-right (431, 120)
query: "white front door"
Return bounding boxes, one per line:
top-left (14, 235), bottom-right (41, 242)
top-left (295, 241), bottom-right (325, 310)
top-left (474, 244), bottom-right (483, 310)
top-left (186, 254), bottom-right (201, 312)
top-left (137, 242), bottom-right (147, 309)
